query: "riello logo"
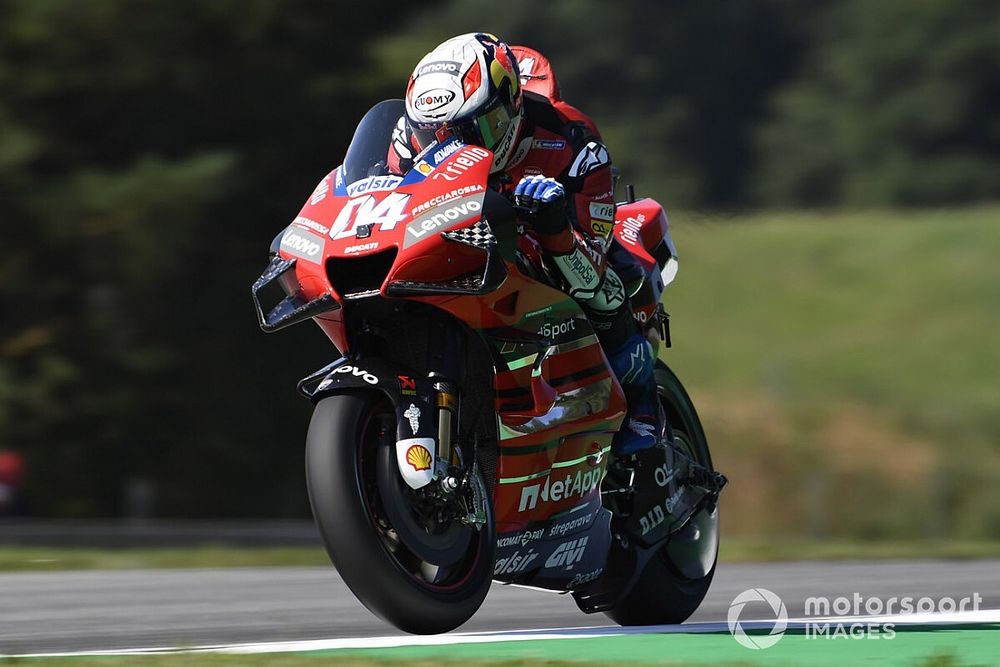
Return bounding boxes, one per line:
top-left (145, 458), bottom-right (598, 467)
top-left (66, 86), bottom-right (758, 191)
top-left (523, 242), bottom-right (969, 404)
top-left (518, 469), bottom-right (603, 512)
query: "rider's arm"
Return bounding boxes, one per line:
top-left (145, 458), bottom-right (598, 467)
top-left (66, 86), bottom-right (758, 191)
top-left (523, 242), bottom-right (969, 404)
top-left (558, 123), bottom-right (616, 248)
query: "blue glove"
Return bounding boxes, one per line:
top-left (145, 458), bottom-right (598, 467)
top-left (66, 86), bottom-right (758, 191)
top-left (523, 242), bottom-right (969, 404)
top-left (514, 175), bottom-right (568, 234)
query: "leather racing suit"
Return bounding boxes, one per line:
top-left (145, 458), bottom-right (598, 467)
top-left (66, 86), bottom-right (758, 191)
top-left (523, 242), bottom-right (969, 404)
top-left (389, 75), bottom-right (660, 455)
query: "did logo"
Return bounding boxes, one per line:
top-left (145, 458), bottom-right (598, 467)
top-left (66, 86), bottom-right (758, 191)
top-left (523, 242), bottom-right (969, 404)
top-left (727, 588), bottom-right (788, 650)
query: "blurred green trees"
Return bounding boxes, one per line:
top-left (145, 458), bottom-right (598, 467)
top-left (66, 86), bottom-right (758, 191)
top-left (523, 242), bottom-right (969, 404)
top-left (755, 0), bottom-right (1000, 205)
top-left (0, 0), bottom-right (427, 516)
top-left (0, 0), bottom-right (997, 524)
top-left (373, 0), bottom-right (808, 206)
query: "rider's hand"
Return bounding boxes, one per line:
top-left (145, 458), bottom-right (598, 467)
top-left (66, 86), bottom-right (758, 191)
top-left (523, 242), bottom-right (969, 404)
top-left (514, 175), bottom-right (568, 234)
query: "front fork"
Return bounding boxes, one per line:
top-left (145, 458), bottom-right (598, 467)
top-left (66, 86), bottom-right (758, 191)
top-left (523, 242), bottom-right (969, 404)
top-left (427, 378), bottom-right (488, 529)
top-left (423, 316), bottom-right (464, 472)
top-left (434, 379), bottom-right (458, 469)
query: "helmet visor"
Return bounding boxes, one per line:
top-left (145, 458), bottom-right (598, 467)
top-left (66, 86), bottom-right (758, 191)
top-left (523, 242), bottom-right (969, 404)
top-left (411, 97), bottom-right (513, 154)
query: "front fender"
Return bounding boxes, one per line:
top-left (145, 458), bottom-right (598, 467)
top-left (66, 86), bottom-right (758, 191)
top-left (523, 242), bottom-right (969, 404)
top-left (307, 357), bottom-right (442, 489)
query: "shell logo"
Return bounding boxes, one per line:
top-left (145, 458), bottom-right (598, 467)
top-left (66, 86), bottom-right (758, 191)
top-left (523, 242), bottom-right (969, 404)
top-left (405, 444), bottom-right (433, 471)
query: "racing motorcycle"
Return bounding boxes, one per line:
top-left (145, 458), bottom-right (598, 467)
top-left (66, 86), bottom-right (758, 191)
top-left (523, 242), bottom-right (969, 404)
top-left (252, 100), bottom-right (726, 634)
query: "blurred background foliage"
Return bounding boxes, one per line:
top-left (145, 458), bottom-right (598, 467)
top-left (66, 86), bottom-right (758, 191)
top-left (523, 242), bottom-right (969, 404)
top-left (0, 0), bottom-right (997, 540)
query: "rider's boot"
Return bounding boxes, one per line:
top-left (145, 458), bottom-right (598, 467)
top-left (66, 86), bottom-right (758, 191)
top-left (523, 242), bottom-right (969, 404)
top-left (606, 331), bottom-right (667, 455)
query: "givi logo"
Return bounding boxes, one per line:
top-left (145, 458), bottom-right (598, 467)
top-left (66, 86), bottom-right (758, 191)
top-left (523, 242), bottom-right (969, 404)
top-left (545, 536), bottom-right (589, 569)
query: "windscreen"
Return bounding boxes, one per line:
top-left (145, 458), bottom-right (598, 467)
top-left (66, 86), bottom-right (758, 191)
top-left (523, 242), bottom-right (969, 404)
top-left (341, 99), bottom-right (406, 186)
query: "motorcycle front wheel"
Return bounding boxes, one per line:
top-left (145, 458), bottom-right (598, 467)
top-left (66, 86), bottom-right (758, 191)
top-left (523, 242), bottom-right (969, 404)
top-left (305, 392), bottom-right (495, 634)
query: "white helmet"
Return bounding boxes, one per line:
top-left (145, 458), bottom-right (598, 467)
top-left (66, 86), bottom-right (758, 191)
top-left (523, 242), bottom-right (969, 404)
top-left (405, 33), bottom-right (524, 173)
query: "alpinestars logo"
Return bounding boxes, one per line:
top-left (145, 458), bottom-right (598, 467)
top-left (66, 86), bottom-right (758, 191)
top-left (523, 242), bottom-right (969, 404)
top-left (517, 56), bottom-right (535, 83)
top-left (545, 536), bottom-right (589, 569)
top-left (629, 419), bottom-right (656, 438)
top-left (568, 141), bottom-right (610, 177)
top-left (621, 338), bottom-right (647, 384)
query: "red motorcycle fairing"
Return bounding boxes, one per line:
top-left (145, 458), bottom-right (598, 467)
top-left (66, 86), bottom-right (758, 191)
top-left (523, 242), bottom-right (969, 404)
top-left (276, 140), bottom-right (496, 353)
top-left (611, 197), bottom-right (677, 327)
top-left (261, 121), bottom-right (687, 590)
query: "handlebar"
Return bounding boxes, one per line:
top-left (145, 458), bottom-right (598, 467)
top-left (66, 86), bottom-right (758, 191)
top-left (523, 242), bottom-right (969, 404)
top-left (512, 203), bottom-right (539, 218)
top-left (479, 188), bottom-right (534, 231)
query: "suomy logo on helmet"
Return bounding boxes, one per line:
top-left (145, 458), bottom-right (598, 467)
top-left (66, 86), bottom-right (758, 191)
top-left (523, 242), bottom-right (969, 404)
top-left (413, 89), bottom-right (457, 113)
top-left (417, 60), bottom-right (460, 77)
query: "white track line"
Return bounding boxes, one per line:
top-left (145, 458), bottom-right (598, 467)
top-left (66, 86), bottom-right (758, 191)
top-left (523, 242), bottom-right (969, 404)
top-left (6, 610), bottom-right (1000, 659)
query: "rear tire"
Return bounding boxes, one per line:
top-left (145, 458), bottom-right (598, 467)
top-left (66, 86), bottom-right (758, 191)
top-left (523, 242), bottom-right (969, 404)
top-left (306, 392), bottom-right (494, 634)
top-left (604, 361), bottom-right (719, 625)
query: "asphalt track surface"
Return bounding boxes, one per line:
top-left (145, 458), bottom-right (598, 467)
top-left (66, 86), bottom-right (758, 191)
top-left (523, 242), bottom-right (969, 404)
top-left (2, 559), bottom-right (997, 655)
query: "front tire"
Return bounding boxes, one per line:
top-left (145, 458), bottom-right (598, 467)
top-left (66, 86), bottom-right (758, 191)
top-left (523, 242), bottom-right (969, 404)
top-left (306, 392), bottom-right (494, 634)
top-left (604, 361), bottom-right (719, 625)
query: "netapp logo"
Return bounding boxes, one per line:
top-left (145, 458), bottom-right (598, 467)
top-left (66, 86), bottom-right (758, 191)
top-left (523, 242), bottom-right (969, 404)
top-left (518, 469), bottom-right (603, 512)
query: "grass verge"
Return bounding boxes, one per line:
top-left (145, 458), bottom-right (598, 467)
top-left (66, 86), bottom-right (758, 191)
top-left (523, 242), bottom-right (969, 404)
top-left (0, 636), bottom-right (985, 666)
top-left (1, 538), bottom-right (999, 572)
top-left (664, 207), bottom-right (1000, 540)
top-left (0, 546), bottom-right (329, 572)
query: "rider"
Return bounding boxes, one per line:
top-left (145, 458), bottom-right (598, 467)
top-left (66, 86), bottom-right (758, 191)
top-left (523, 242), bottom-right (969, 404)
top-left (389, 33), bottom-right (664, 455)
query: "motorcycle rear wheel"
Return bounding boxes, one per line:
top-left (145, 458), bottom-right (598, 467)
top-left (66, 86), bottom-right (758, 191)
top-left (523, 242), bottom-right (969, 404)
top-left (306, 392), bottom-right (495, 634)
top-left (604, 361), bottom-right (720, 626)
